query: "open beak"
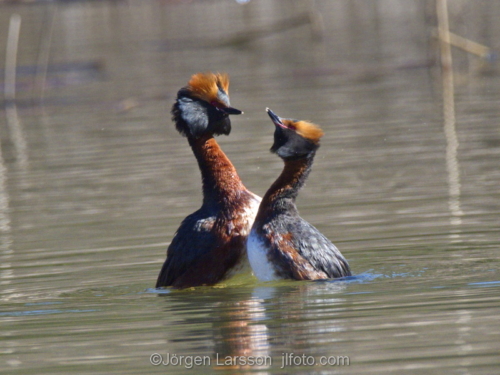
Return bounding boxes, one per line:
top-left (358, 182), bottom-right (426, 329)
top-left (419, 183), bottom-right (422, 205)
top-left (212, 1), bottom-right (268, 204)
top-left (266, 108), bottom-right (284, 127)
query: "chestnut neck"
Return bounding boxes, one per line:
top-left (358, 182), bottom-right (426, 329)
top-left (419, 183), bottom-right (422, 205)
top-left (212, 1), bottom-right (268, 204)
top-left (256, 153), bottom-right (315, 220)
top-left (188, 135), bottom-right (245, 207)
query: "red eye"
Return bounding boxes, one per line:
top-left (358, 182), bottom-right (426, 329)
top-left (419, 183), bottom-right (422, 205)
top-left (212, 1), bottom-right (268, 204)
top-left (210, 100), bottom-right (223, 109)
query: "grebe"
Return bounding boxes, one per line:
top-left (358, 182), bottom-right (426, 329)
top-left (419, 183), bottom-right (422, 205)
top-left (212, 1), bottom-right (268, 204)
top-left (247, 108), bottom-right (351, 281)
top-left (156, 72), bottom-right (261, 288)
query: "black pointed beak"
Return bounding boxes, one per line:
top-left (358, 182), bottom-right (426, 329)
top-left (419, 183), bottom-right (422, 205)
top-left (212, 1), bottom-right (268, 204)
top-left (266, 107), bottom-right (283, 126)
top-left (220, 106), bottom-right (243, 115)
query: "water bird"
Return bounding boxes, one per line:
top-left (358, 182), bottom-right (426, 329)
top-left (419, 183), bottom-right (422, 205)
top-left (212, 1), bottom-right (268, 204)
top-left (247, 108), bottom-right (351, 281)
top-left (156, 72), bottom-right (261, 288)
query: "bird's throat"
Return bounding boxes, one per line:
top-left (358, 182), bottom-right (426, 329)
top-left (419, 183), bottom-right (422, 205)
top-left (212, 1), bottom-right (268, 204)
top-left (189, 136), bottom-right (245, 205)
top-left (256, 156), bottom-right (314, 220)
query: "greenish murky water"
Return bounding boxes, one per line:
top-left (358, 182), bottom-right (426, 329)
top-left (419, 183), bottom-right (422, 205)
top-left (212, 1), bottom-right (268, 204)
top-left (1, 1), bottom-right (499, 374)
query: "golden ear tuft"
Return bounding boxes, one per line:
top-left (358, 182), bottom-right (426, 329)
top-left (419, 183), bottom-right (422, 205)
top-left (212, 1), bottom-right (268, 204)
top-left (293, 121), bottom-right (324, 142)
top-left (187, 72), bottom-right (219, 102)
top-left (215, 73), bottom-right (230, 95)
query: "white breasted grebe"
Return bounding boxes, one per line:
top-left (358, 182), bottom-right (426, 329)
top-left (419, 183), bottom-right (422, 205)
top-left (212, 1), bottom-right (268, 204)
top-left (247, 108), bottom-right (351, 281)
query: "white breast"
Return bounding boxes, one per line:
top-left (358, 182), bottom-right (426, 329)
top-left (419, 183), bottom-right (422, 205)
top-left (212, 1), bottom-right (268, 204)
top-left (247, 228), bottom-right (278, 281)
top-left (239, 194), bottom-right (262, 236)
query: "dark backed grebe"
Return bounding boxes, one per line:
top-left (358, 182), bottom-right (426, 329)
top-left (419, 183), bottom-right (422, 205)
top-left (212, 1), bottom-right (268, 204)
top-left (247, 108), bottom-right (351, 281)
top-left (156, 73), bottom-right (261, 288)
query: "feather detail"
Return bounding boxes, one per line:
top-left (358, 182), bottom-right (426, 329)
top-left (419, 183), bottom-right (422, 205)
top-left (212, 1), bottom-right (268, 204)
top-left (187, 72), bottom-right (219, 103)
top-left (187, 72), bottom-right (230, 104)
top-left (283, 119), bottom-right (324, 143)
top-left (215, 72), bottom-right (230, 95)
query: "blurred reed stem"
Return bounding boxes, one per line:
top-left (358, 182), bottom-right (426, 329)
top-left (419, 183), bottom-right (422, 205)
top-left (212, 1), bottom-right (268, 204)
top-left (5, 14), bottom-right (21, 102)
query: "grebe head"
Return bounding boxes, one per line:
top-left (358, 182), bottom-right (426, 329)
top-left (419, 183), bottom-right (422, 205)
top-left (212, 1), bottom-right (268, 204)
top-left (172, 72), bottom-right (242, 139)
top-left (266, 108), bottom-right (324, 160)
